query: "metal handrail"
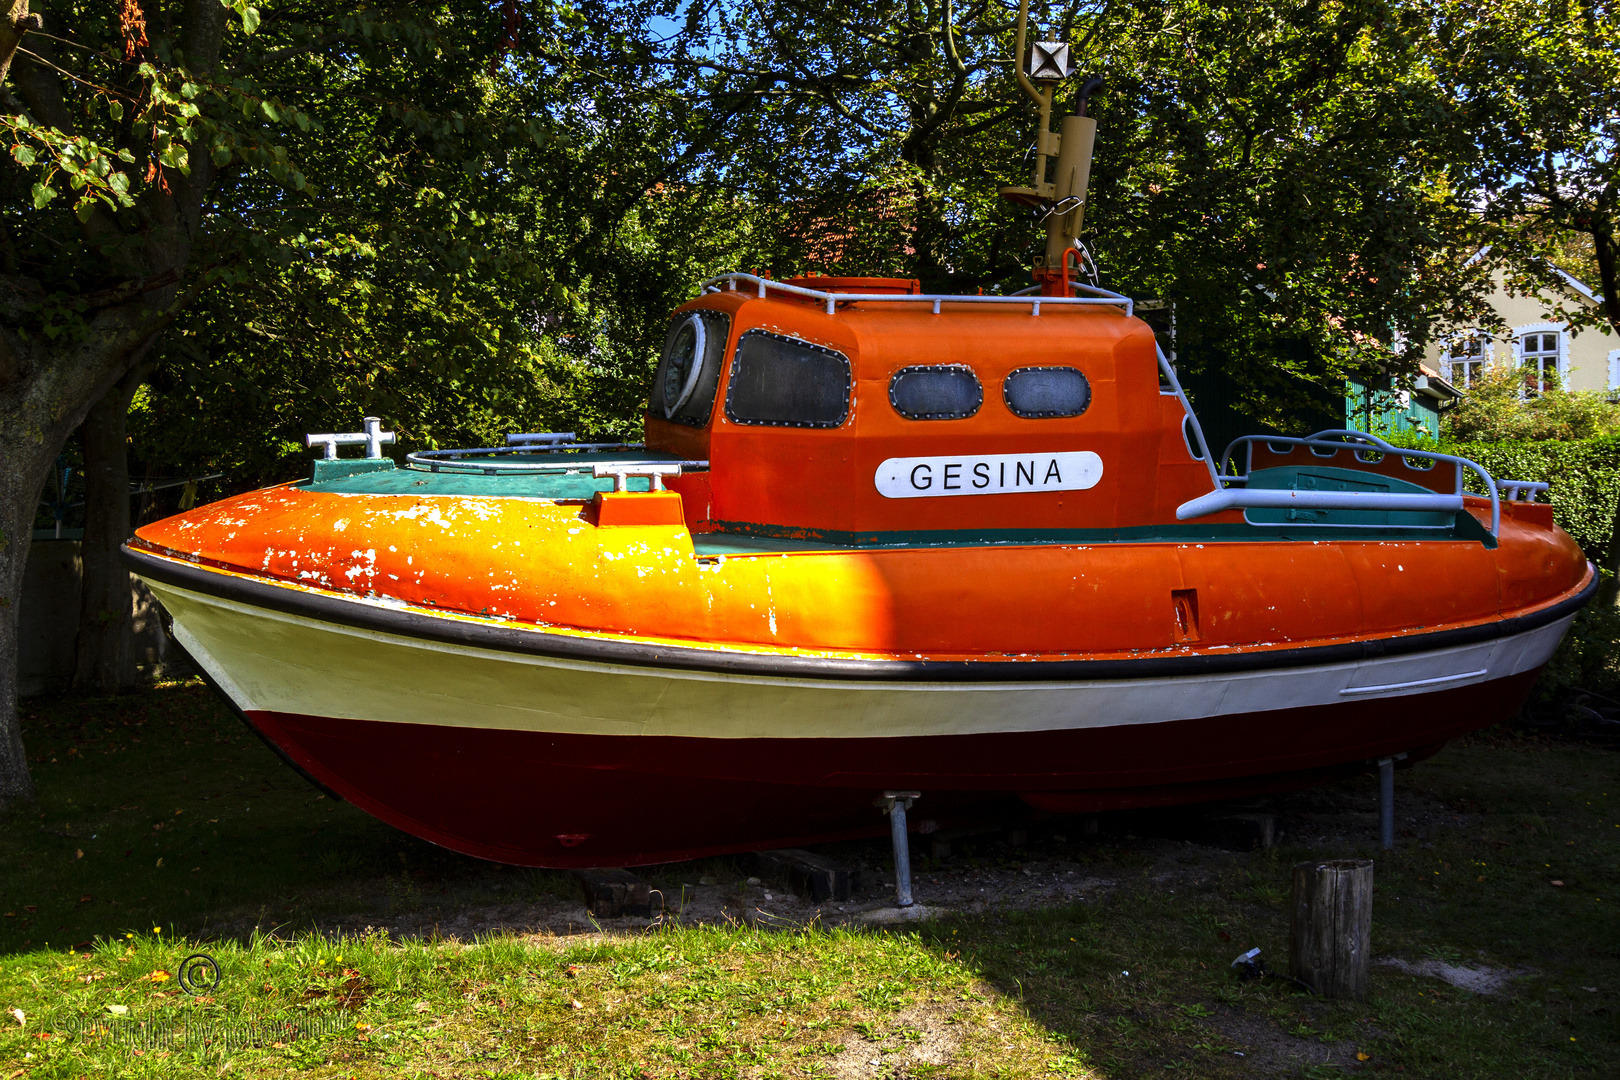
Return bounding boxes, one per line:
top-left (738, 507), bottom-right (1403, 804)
top-left (506, 432), bottom-right (577, 446)
top-left (1497, 480), bottom-right (1550, 502)
top-left (1208, 429), bottom-right (1505, 537)
top-left (1177, 488), bottom-right (1465, 522)
top-left (698, 272), bottom-right (1135, 317)
top-left (1155, 343), bottom-right (1222, 491)
top-left (405, 436), bottom-right (708, 477)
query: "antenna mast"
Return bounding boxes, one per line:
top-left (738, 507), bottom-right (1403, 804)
top-left (1000, 0), bottom-right (1102, 295)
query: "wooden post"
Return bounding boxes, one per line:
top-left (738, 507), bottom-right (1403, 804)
top-left (1289, 859), bottom-right (1374, 1000)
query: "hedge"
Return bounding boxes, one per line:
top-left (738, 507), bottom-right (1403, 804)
top-left (1440, 437), bottom-right (1620, 700)
top-left (1446, 437), bottom-right (1620, 564)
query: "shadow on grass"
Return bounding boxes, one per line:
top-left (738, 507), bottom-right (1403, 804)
top-left (1, 680), bottom-right (515, 954)
top-left (3, 680), bottom-right (1618, 1078)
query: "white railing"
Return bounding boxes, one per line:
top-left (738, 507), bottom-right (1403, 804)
top-left (1173, 429), bottom-right (1550, 539)
top-left (404, 433), bottom-right (707, 476)
top-left (699, 272), bottom-right (1135, 318)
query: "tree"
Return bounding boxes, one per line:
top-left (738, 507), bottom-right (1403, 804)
top-left (655, 0), bottom-right (1497, 424)
top-left (1432, 0), bottom-right (1620, 338)
top-left (0, 1), bottom-right (792, 807)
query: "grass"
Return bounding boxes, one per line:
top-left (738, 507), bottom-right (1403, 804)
top-left (0, 679), bottom-right (1617, 1077)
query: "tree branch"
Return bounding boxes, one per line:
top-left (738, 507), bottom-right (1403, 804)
top-left (0, 0), bottom-right (37, 90)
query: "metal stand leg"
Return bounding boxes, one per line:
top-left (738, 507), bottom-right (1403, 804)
top-left (1378, 757), bottom-right (1395, 851)
top-left (879, 791), bottom-right (920, 907)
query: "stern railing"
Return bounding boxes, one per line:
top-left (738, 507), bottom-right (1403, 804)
top-left (1173, 429), bottom-right (1549, 540)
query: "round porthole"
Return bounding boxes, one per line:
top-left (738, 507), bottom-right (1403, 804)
top-left (660, 314), bottom-right (708, 419)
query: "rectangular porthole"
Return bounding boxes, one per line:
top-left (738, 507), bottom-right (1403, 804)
top-left (889, 365), bottom-right (982, 420)
top-left (725, 330), bottom-right (852, 428)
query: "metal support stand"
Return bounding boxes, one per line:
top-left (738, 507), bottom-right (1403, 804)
top-left (878, 791), bottom-right (920, 907)
top-left (1376, 754), bottom-right (1406, 850)
top-left (1378, 758), bottom-right (1394, 851)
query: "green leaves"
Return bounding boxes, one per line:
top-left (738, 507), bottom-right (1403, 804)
top-left (31, 183), bottom-right (55, 210)
top-left (220, 0), bottom-right (261, 36)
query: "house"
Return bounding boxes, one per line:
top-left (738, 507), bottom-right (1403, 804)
top-left (1345, 364), bottom-right (1462, 441)
top-left (1427, 257), bottom-right (1614, 396)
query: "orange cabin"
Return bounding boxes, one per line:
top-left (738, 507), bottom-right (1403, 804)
top-left (648, 275), bottom-right (1217, 539)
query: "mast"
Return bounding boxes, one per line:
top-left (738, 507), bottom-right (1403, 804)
top-left (1000, 0), bottom-right (1102, 295)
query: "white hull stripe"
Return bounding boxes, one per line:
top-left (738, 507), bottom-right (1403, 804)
top-left (151, 578), bottom-right (1573, 742)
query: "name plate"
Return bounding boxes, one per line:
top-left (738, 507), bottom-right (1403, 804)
top-left (874, 451), bottom-right (1103, 499)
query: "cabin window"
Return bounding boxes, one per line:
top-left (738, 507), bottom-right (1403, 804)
top-left (1003, 366), bottom-right (1091, 419)
top-left (725, 330), bottom-right (852, 428)
top-left (889, 365), bottom-right (982, 420)
top-left (650, 310), bottom-right (730, 426)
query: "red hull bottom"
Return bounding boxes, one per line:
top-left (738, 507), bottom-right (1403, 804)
top-left (244, 669), bottom-right (1541, 867)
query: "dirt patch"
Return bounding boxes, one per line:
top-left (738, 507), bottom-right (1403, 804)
top-left (826, 1000), bottom-right (963, 1078)
top-left (1377, 957), bottom-right (1527, 995)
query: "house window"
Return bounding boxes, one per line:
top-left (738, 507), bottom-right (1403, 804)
top-left (1608, 349), bottom-right (1619, 394)
top-left (1519, 331), bottom-right (1561, 394)
top-left (1445, 334), bottom-right (1487, 389)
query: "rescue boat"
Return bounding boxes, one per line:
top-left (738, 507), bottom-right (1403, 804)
top-left (121, 12), bottom-right (1593, 868)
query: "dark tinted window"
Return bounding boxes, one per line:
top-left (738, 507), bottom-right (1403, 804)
top-left (1003, 366), bottom-right (1091, 419)
top-left (650, 310), bottom-right (730, 426)
top-left (889, 365), bottom-right (982, 420)
top-left (725, 331), bottom-right (851, 428)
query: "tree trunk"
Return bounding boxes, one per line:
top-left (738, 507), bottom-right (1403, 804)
top-left (0, 410), bottom-right (59, 808)
top-left (0, 301), bottom-right (168, 809)
top-left (1289, 858), bottom-right (1374, 1000)
top-left (73, 368), bottom-right (142, 694)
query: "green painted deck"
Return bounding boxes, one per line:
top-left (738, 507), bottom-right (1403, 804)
top-left (297, 456), bottom-right (1491, 552)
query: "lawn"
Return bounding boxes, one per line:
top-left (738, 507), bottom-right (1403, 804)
top-left (1, 679), bottom-right (1616, 1078)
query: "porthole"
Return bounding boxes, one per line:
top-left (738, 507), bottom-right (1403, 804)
top-left (889, 365), bottom-right (982, 420)
top-left (650, 310), bottom-right (730, 427)
top-left (725, 330), bottom-right (852, 428)
top-left (661, 316), bottom-right (706, 417)
top-left (1003, 366), bottom-right (1091, 419)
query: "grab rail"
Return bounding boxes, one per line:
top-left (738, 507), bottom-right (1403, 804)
top-left (594, 462), bottom-right (683, 491)
top-left (699, 272), bottom-right (1134, 318)
top-left (1176, 489), bottom-right (1465, 521)
top-left (1180, 429), bottom-right (1508, 537)
top-left (405, 434), bottom-right (708, 477)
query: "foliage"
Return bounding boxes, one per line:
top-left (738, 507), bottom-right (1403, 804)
top-left (1431, 0), bottom-right (1620, 338)
top-left (1445, 434), bottom-right (1620, 562)
top-left (1094, 0), bottom-right (1496, 427)
top-left (626, 0), bottom-right (1501, 433)
top-left (1442, 365), bottom-right (1620, 443)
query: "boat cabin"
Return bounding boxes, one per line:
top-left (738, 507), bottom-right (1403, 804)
top-left (646, 274), bottom-right (1217, 541)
